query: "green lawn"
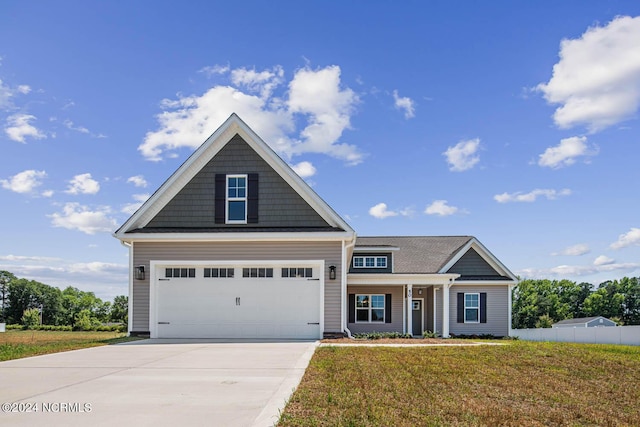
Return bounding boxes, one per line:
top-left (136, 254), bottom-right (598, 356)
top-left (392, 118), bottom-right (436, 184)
top-left (0, 330), bottom-right (139, 361)
top-left (279, 341), bottom-right (640, 426)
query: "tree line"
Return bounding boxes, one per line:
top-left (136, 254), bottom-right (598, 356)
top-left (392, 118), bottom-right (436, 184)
top-left (0, 271), bottom-right (127, 328)
top-left (512, 277), bottom-right (640, 328)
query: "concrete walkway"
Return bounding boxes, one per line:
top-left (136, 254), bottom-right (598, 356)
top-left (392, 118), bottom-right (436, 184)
top-left (0, 339), bottom-right (318, 427)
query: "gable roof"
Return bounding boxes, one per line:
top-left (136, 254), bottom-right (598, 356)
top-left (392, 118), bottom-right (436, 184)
top-left (354, 236), bottom-right (472, 273)
top-left (114, 114), bottom-right (354, 240)
top-left (553, 316), bottom-right (615, 326)
top-left (354, 236), bottom-right (518, 281)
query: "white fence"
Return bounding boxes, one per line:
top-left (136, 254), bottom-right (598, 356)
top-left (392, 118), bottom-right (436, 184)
top-left (511, 325), bottom-right (640, 346)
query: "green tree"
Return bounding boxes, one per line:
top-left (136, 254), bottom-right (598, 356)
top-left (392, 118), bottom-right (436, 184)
top-left (21, 307), bottom-right (41, 329)
top-left (512, 279), bottom-right (572, 328)
top-left (61, 287), bottom-right (107, 327)
top-left (110, 295), bottom-right (128, 324)
top-left (0, 271), bottom-right (16, 321)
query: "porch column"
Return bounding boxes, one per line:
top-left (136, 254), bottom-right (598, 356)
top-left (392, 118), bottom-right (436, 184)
top-left (442, 282), bottom-right (450, 338)
top-left (406, 284), bottom-right (413, 336)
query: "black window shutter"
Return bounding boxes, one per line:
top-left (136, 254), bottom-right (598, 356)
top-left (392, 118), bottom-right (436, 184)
top-left (480, 292), bottom-right (487, 323)
top-left (457, 293), bottom-right (464, 323)
top-left (348, 294), bottom-right (355, 323)
top-left (385, 294), bottom-right (392, 323)
top-left (247, 173), bottom-right (259, 223)
top-left (214, 174), bottom-right (226, 224)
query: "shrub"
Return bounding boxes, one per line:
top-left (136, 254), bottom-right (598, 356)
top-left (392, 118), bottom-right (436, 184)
top-left (353, 331), bottom-right (413, 340)
top-left (422, 330), bottom-right (439, 338)
top-left (21, 308), bottom-right (41, 329)
top-left (449, 333), bottom-right (497, 340)
top-left (535, 314), bottom-right (554, 328)
top-left (73, 309), bottom-right (101, 331)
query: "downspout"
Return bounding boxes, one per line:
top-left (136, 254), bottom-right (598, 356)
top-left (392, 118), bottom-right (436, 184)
top-left (120, 240), bottom-right (133, 336)
top-left (342, 236), bottom-right (356, 338)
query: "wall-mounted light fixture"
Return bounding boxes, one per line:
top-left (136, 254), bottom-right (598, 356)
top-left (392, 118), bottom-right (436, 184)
top-left (418, 288), bottom-right (423, 295)
top-left (134, 265), bottom-right (145, 280)
top-left (329, 265), bottom-right (336, 280)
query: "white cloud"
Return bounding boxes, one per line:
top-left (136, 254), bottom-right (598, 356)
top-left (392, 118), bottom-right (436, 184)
top-left (610, 227), bottom-right (640, 249)
top-left (49, 203), bottom-right (117, 235)
top-left (552, 243), bottom-right (590, 256)
top-left (538, 136), bottom-right (597, 168)
top-left (199, 64), bottom-right (230, 77)
top-left (66, 173), bottom-right (100, 195)
top-left (369, 203), bottom-right (398, 219)
top-left (121, 193), bottom-right (150, 215)
top-left (494, 188), bottom-right (571, 203)
top-left (518, 261), bottom-right (640, 278)
top-left (594, 255), bottom-right (615, 266)
top-left (41, 190), bottom-right (54, 198)
top-left (392, 90), bottom-right (415, 119)
top-left (291, 161), bottom-right (316, 178)
top-left (368, 203), bottom-right (413, 219)
top-left (287, 66), bottom-right (361, 164)
top-left (536, 16), bottom-right (640, 131)
top-left (0, 255), bottom-right (127, 301)
top-left (424, 200), bottom-right (459, 216)
top-left (1, 169), bottom-right (46, 194)
top-left (4, 114), bottom-right (46, 143)
top-left (443, 138), bottom-right (480, 172)
top-left (127, 175), bottom-right (148, 188)
top-left (230, 66), bottom-right (284, 99)
top-left (140, 64), bottom-right (362, 165)
top-left (63, 119), bottom-right (89, 134)
top-left (0, 79), bottom-right (31, 110)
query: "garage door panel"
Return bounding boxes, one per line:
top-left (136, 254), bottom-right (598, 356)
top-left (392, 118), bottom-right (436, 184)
top-left (155, 265), bottom-right (321, 339)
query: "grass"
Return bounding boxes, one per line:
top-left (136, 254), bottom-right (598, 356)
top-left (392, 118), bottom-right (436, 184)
top-left (279, 341), bottom-right (640, 426)
top-left (0, 330), bottom-right (140, 361)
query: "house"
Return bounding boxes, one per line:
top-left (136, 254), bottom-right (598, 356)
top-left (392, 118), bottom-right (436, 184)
top-left (114, 114), bottom-right (518, 339)
top-left (552, 316), bottom-right (617, 328)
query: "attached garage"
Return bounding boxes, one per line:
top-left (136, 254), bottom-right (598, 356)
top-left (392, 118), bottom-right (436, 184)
top-left (149, 261), bottom-right (324, 339)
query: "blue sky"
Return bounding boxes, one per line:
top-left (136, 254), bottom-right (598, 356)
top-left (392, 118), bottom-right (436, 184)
top-left (1, 1), bottom-right (639, 301)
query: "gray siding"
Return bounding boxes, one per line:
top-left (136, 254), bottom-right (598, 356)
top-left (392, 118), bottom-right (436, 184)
top-left (448, 284), bottom-right (509, 337)
top-left (147, 135), bottom-right (330, 229)
top-left (347, 286), bottom-right (404, 334)
top-left (348, 252), bottom-right (393, 274)
top-left (448, 248), bottom-right (500, 276)
top-left (132, 241), bottom-right (342, 333)
top-left (426, 286), bottom-right (434, 333)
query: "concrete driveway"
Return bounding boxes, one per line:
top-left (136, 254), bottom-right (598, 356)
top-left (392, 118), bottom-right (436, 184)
top-left (0, 339), bottom-right (318, 427)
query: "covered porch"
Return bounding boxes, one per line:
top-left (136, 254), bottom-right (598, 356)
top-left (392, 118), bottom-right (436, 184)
top-left (345, 274), bottom-right (459, 337)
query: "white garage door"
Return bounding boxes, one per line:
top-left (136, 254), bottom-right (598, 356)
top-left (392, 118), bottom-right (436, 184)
top-left (154, 264), bottom-right (322, 339)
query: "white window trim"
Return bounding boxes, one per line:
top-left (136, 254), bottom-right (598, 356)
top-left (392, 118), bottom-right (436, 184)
top-left (464, 292), bottom-right (480, 324)
top-left (226, 174), bottom-right (247, 224)
top-left (355, 294), bottom-right (385, 323)
top-left (353, 256), bottom-right (387, 269)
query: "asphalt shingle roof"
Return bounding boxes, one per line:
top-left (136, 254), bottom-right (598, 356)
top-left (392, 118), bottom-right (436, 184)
top-left (355, 236), bottom-right (473, 274)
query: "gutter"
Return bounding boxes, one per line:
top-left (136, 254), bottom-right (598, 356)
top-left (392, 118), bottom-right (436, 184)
top-left (342, 236), bottom-right (356, 339)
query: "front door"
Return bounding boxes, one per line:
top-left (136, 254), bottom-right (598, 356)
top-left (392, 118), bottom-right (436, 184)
top-left (412, 299), bottom-right (423, 336)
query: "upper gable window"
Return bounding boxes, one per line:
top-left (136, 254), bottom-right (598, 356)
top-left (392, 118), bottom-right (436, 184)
top-left (215, 173), bottom-right (258, 225)
top-left (226, 175), bottom-right (247, 224)
top-left (353, 256), bottom-right (387, 268)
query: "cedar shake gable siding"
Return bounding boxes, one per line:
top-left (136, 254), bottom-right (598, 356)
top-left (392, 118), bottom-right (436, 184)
top-left (146, 134), bottom-right (333, 230)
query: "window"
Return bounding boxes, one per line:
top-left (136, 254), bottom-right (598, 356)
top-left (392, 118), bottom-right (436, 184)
top-left (281, 267), bottom-right (313, 278)
top-left (204, 268), bottom-right (234, 278)
top-left (353, 256), bottom-right (387, 268)
top-left (242, 267), bottom-right (273, 278)
top-left (165, 268), bottom-right (196, 278)
top-left (226, 174), bottom-right (247, 223)
top-left (464, 293), bottom-right (479, 323)
top-left (356, 294), bottom-right (385, 323)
